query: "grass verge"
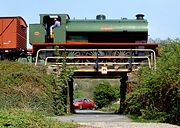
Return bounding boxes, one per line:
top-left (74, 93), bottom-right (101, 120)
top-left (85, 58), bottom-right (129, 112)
top-left (0, 108), bottom-right (79, 128)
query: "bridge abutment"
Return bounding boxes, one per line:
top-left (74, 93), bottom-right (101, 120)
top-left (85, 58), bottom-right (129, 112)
top-left (118, 73), bottom-right (128, 114)
top-left (68, 79), bottom-right (75, 114)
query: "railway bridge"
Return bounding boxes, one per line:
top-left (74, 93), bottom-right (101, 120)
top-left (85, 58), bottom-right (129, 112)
top-left (34, 43), bottom-right (158, 113)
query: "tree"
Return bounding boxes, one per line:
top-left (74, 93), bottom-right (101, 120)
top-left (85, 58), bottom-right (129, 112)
top-left (93, 81), bottom-right (119, 109)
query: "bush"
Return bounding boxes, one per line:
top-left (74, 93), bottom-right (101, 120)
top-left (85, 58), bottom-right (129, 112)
top-left (93, 81), bottom-right (119, 109)
top-left (52, 51), bottom-right (75, 115)
top-left (125, 39), bottom-right (180, 125)
top-left (0, 60), bottom-right (75, 116)
top-left (0, 61), bottom-right (55, 114)
top-left (125, 87), bottom-right (150, 116)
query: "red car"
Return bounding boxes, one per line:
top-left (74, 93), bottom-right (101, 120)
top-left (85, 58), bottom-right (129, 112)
top-left (73, 98), bottom-right (96, 110)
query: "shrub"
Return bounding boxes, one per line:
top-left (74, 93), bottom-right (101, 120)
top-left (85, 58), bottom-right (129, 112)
top-left (125, 39), bottom-right (180, 125)
top-left (52, 51), bottom-right (75, 115)
top-left (93, 81), bottom-right (119, 109)
top-left (0, 61), bottom-right (55, 114)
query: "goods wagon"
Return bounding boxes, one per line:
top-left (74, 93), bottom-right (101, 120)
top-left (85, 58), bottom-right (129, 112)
top-left (0, 16), bottom-right (27, 60)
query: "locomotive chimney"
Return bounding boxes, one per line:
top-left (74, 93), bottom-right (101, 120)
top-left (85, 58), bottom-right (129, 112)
top-left (136, 14), bottom-right (144, 20)
top-left (96, 15), bottom-right (106, 20)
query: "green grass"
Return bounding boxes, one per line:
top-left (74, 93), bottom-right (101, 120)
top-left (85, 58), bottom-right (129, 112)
top-left (0, 109), bottom-right (79, 128)
top-left (127, 114), bottom-right (159, 123)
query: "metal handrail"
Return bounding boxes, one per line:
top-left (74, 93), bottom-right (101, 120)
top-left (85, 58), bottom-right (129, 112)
top-left (44, 56), bottom-right (151, 69)
top-left (35, 48), bottom-right (156, 70)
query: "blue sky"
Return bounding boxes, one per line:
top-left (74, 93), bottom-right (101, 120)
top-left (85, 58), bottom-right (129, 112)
top-left (0, 0), bottom-right (180, 40)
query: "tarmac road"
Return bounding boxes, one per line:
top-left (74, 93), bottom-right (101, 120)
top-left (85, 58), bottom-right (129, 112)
top-left (53, 110), bottom-right (132, 123)
top-left (52, 110), bottom-right (180, 128)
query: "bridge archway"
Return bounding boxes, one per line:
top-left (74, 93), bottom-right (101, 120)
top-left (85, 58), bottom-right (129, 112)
top-left (68, 72), bottom-right (129, 114)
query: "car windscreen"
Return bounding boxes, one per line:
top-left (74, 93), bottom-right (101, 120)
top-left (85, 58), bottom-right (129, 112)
top-left (73, 99), bottom-right (83, 102)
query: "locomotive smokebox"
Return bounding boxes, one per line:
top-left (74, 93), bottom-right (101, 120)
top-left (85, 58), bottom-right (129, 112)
top-left (136, 14), bottom-right (144, 20)
top-left (96, 15), bottom-right (106, 20)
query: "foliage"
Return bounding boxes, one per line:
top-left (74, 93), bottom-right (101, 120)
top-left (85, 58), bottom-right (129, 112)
top-left (93, 81), bottom-right (119, 109)
top-left (74, 79), bottom-right (119, 99)
top-left (125, 39), bottom-right (180, 125)
top-left (0, 61), bottom-right (55, 114)
top-left (0, 50), bottom-right (75, 116)
top-left (0, 109), bottom-right (79, 128)
top-left (52, 49), bottom-right (75, 115)
top-left (74, 90), bottom-right (87, 98)
top-left (125, 87), bottom-right (150, 116)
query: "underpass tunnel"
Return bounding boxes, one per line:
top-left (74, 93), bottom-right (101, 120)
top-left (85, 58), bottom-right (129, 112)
top-left (68, 73), bottom-right (128, 114)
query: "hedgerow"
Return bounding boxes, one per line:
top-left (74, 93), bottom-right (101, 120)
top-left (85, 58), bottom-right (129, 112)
top-left (125, 39), bottom-right (180, 125)
top-left (0, 61), bottom-right (55, 114)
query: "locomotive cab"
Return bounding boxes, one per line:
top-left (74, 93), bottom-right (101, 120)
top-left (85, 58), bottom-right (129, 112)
top-left (29, 14), bottom-right (69, 45)
top-left (43, 15), bottom-right (61, 43)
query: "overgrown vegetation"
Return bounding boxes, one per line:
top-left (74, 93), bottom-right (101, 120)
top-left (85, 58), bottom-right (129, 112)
top-left (52, 49), bottom-right (75, 115)
top-left (0, 48), bottom-right (75, 117)
top-left (0, 61), bottom-right (55, 114)
top-left (52, 65), bottom-right (75, 115)
top-left (125, 39), bottom-right (180, 125)
top-left (0, 59), bottom-right (77, 127)
top-left (0, 109), bottom-right (79, 128)
top-left (93, 81), bottom-right (119, 109)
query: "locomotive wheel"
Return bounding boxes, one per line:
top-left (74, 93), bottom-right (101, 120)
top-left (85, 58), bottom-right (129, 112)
top-left (67, 51), bottom-right (81, 63)
top-left (85, 51), bottom-right (105, 63)
top-left (112, 50), bottom-right (129, 62)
